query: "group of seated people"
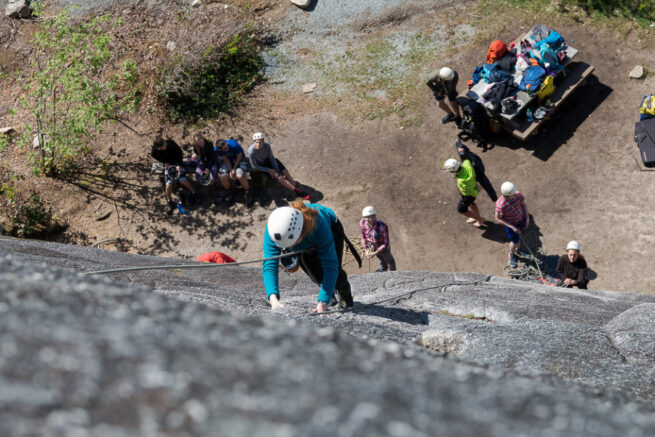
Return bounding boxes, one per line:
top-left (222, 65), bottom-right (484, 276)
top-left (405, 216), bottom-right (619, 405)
top-left (150, 131), bottom-right (310, 213)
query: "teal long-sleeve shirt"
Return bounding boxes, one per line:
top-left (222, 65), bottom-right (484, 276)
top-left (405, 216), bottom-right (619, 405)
top-left (262, 203), bottom-right (339, 303)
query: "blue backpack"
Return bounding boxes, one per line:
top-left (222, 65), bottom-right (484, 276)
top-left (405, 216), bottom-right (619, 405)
top-left (520, 66), bottom-right (546, 91)
top-left (472, 65), bottom-right (484, 85)
top-left (488, 69), bottom-right (513, 83)
top-left (543, 30), bottom-right (564, 49)
top-left (539, 45), bottom-right (562, 69)
top-left (481, 62), bottom-right (499, 83)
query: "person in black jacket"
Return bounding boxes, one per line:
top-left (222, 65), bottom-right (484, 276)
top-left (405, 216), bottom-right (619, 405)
top-left (556, 240), bottom-right (589, 289)
top-left (151, 135), bottom-right (197, 210)
top-left (455, 140), bottom-right (497, 202)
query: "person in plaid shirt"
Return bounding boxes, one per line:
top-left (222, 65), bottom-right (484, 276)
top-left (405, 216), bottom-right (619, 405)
top-left (360, 206), bottom-right (396, 272)
top-left (494, 181), bottom-right (530, 268)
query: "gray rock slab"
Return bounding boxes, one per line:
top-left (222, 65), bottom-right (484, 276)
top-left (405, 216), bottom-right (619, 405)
top-left (605, 303), bottom-right (655, 378)
top-left (3, 252), bottom-right (655, 436)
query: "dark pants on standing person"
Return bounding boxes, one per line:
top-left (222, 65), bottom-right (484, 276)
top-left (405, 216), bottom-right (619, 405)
top-left (298, 220), bottom-right (351, 297)
top-left (376, 248), bottom-right (396, 272)
top-left (476, 169), bottom-right (498, 202)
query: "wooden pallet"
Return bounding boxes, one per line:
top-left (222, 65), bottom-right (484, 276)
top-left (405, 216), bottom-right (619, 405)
top-left (505, 62), bottom-right (595, 141)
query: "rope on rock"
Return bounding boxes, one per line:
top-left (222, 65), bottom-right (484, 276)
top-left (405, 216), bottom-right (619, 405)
top-left (82, 250), bottom-right (306, 276)
top-left (309, 276), bottom-right (492, 316)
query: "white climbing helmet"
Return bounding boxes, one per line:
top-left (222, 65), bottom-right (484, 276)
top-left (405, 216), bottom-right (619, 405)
top-left (267, 207), bottom-right (304, 248)
top-left (501, 181), bottom-right (517, 196)
top-left (443, 158), bottom-right (461, 173)
top-left (439, 67), bottom-right (455, 81)
top-left (253, 132), bottom-right (264, 141)
top-left (362, 206), bottom-right (376, 217)
top-left (566, 240), bottom-right (580, 251)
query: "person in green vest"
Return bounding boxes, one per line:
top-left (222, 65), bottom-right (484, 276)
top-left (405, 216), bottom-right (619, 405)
top-left (443, 158), bottom-right (486, 227)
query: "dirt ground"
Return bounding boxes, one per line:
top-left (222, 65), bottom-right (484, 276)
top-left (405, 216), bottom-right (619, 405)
top-left (2, 0), bottom-right (655, 295)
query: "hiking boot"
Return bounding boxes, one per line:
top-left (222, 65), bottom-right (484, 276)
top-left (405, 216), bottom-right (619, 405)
top-left (335, 283), bottom-right (354, 309)
top-left (508, 252), bottom-right (518, 268)
top-left (167, 199), bottom-right (177, 216)
top-left (244, 190), bottom-right (255, 207)
top-left (441, 113), bottom-right (457, 124)
top-left (375, 268), bottom-right (386, 273)
top-left (515, 249), bottom-right (530, 258)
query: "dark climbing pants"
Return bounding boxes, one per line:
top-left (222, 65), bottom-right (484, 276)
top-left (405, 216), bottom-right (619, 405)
top-left (298, 220), bottom-right (350, 295)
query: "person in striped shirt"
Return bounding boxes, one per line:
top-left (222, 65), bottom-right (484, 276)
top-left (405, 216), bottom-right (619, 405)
top-left (494, 182), bottom-right (530, 268)
top-left (360, 206), bottom-right (396, 272)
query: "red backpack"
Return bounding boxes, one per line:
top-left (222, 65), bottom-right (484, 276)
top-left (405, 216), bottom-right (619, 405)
top-left (486, 40), bottom-right (508, 64)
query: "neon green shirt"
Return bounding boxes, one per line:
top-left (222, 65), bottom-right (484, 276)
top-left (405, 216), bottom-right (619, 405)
top-left (456, 160), bottom-right (478, 197)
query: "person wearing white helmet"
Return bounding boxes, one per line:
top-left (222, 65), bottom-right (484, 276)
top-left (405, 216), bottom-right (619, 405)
top-left (494, 182), bottom-right (529, 268)
top-left (442, 157), bottom-right (486, 228)
top-left (426, 66), bottom-right (462, 126)
top-left (359, 206), bottom-right (396, 272)
top-left (247, 132), bottom-right (310, 202)
top-left (556, 240), bottom-right (589, 289)
top-left (263, 200), bottom-right (361, 313)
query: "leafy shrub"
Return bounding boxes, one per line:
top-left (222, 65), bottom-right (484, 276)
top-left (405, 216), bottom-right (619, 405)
top-left (157, 32), bottom-right (263, 122)
top-left (21, 8), bottom-right (141, 177)
top-left (0, 167), bottom-right (64, 238)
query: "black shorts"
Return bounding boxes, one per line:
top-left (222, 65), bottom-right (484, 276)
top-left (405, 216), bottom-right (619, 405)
top-left (457, 195), bottom-right (476, 213)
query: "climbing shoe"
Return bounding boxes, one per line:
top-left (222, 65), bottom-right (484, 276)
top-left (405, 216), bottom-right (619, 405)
top-left (508, 252), bottom-right (518, 268)
top-left (335, 283), bottom-right (354, 309)
top-left (441, 113), bottom-right (457, 124)
top-left (515, 249), bottom-right (530, 258)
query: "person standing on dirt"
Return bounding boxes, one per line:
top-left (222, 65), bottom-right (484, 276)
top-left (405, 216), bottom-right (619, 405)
top-left (193, 134), bottom-right (220, 187)
top-left (262, 200), bottom-right (359, 313)
top-left (556, 240), bottom-right (589, 289)
top-left (151, 135), bottom-right (197, 211)
top-left (215, 138), bottom-right (253, 205)
top-left (443, 158), bottom-right (486, 228)
top-left (426, 67), bottom-right (462, 126)
top-left (494, 182), bottom-right (529, 268)
top-left (359, 206), bottom-right (396, 272)
top-left (247, 132), bottom-right (310, 200)
top-left (455, 140), bottom-right (497, 202)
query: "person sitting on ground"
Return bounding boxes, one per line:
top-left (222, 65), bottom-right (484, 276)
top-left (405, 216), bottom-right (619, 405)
top-left (247, 132), bottom-right (309, 200)
top-left (455, 140), bottom-right (497, 201)
top-left (359, 205), bottom-right (396, 272)
top-left (215, 138), bottom-right (253, 205)
top-left (263, 200), bottom-right (356, 313)
top-left (556, 240), bottom-right (589, 289)
top-left (494, 181), bottom-right (529, 268)
top-left (193, 134), bottom-right (219, 187)
top-left (150, 135), bottom-right (197, 211)
top-left (443, 158), bottom-right (486, 228)
top-left (426, 67), bottom-right (462, 126)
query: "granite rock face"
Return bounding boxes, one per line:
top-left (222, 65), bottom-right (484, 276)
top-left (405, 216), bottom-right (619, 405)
top-left (1, 238), bottom-right (655, 436)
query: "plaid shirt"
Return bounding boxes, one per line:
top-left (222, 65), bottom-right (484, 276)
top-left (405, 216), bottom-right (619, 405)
top-left (360, 218), bottom-right (390, 252)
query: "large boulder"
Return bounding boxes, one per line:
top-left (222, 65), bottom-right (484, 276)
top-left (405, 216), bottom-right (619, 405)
top-left (5, 0), bottom-right (33, 18)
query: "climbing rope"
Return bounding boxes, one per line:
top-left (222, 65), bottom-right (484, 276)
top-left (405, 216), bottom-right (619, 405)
top-left (309, 277), bottom-right (491, 316)
top-left (502, 229), bottom-right (563, 286)
top-left (82, 250), bottom-right (306, 276)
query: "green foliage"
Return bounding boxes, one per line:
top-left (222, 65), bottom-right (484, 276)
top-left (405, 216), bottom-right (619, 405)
top-left (157, 32), bottom-right (262, 122)
top-left (508, 0), bottom-right (654, 22)
top-left (21, 9), bottom-right (141, 177)
top-left (0, 166), bottom-right (63, 238)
